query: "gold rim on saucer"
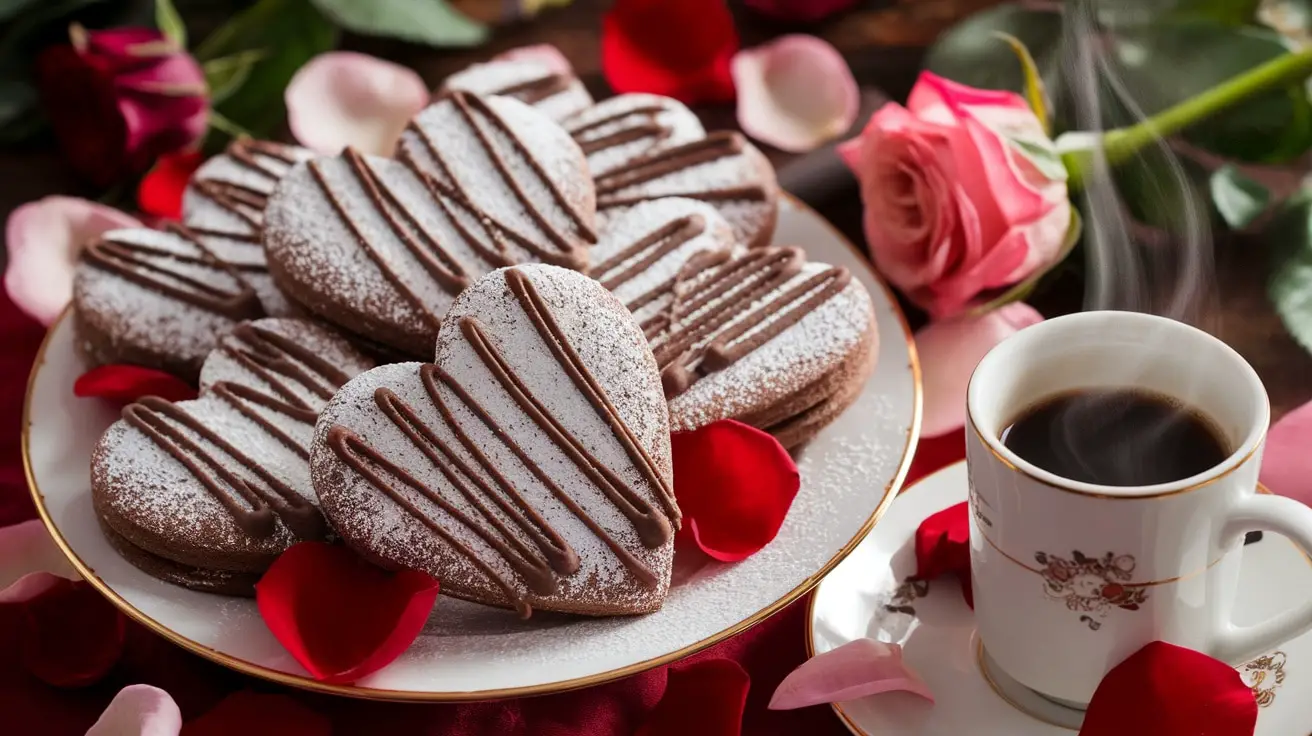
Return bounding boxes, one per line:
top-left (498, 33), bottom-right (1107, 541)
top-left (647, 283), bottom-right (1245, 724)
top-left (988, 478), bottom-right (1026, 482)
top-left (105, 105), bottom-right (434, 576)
top-left (23, 193), bottom-right (924, 702)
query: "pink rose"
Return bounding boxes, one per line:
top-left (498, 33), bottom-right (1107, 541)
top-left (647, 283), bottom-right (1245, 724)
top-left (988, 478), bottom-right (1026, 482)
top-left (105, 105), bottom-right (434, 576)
top-left (838, 72), bottom-right (1071, 319)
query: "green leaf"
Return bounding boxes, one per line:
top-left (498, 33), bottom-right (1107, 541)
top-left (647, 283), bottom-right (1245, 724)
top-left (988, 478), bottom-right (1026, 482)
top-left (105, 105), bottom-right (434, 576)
top-left (993, 31), bottom-right (1051, 135)
top-left (1266, 188), bottom-right (1312, 355)
top-left (1210, 164), bottom-right (1271, 229)
top-left (154, 0), bottom-right (185, 47)
top-left (308, 0), bottom-right (487, 47)
top-left (923, 3), bottom-right (1064, 100)
top-left (203, 49), bottom-right (266, 106)
top-left (195, 0), bottom-right (338, 138)
top-left (1108, 20), bottom-right (1312, 163)
top-left (1099, 0), bottom-right (1261, 28)
top-left (1112, 145), bottom-right (1213, 232)
top-left (969, 208), bottom-right (1082, 315)
top-left (0, 0), bottom-right (45, 24)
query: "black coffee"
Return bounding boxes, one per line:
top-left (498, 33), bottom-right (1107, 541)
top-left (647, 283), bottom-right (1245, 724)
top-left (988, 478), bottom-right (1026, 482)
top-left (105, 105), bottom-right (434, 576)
top-left (1000, 389), bottom-right (1230, 486)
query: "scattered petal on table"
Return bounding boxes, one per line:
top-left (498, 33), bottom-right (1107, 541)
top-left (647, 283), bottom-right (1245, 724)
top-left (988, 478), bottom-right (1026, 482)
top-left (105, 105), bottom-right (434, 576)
top-left (493, 43), bottom-right (574, 75)
top-left (3, 196), bottom-right (142, 326)
top-left (285, 52), bottom-right (429, 157)
top-left (138, 151), bottom-right (204, 221)
top-left (916, 303), bottom-right (1044, 437)
top-left (671, 420), bottom-right (800, 562)
top-left (732, 35), bottom-right (858, 153)
top-left (86, 685), bottom-right (183, 736)
top-left (769, 638), bottom-right (933, 710)
top-left (74, 365), bottom-right (198, 406)
top-left (1081, 641), bottom-right (1256, 736)
top-left (22, 578), bottom-right (127, 687)
top-left (0, 519), bottom-right (77, 603)
top-left (915, 501), bottom-right (972, 608)
top-left (181, 690), bottom-right (330, 736)
top-left (255, 542), bottom-right (440, 684)
top-left (638, 659), bottom-right (751, 736)
top-left (601, 0), bottom-right (738, 105)
top-left (1260, 398), bottom-right (1312, 506)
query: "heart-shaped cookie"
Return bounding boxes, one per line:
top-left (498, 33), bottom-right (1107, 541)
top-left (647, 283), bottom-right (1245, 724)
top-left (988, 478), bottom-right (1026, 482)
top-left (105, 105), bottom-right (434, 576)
top-left (183, 139), bottom-right (314, 317)
top-left (442, 59), bottom-right (593, 122)
top-left (92, 318), bottom-right (375, 595)
top-left (312, 264), bottom-right (677, 617)
top-left (649, 246), bottom-right (879, 448)
top-left (73, 225), bottom-right (264, 380)
top-left (594, 130), bottom-right (780, 250)
top-left (267, 92), bottom-right (597, 358)
top-left (562, 93), bottom-right (706, 178)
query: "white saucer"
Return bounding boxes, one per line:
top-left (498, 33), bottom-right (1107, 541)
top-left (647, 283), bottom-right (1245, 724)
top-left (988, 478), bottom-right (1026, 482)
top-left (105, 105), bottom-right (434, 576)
top-left (808, 461), bottom-right (1312, 734)
top-left (24, 195), bottom-right (924, 701)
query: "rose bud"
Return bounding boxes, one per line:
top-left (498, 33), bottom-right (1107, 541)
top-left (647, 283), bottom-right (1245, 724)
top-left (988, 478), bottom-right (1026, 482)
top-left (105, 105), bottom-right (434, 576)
top-left (36, 24), bottom-right (208, 188)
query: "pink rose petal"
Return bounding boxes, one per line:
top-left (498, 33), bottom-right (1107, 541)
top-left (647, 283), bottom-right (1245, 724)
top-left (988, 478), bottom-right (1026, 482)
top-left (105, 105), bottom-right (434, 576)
top-left (3, 196), bottom-right (141, 325)
top-left (493, 44), bottom-right (574, 76)
top-left (86, 685), bottom-right (182, 736)
top-left (0, 519), bottom-right (78, 603)
top-left (1261, 399), bottom-right (1312, 506)
top-left (286, 52), bottom-right (429, 157)
top-left (731, 35), bottom-right (858, 153)
top-left (769, 638), bottom-right (934, 710)
top-left (917, 303), bottom-right (1043, 437)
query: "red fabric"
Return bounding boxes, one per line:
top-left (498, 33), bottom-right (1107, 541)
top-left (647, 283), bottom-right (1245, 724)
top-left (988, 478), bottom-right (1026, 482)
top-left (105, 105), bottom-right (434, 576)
top-left (181, 690), bottom-right (332, 736)
top-left (138, 151), bottom-right (203, 220)
top-left (601, 0), bottom-right (738, 105)
top-left (21, 580), bottom-right (126, 688)
top-left (0, 281), bottom-right (967, 734)
top-left (254, 542), bottom-right (440, 684)
top-left (73, 364), bottom-right (198, 405)
top-left (671, 420), bottom-right (800, 562)
top-left (1081, 641), bottom-right (1257, 736)
top-left (638, 659), bottom-right (750, 736)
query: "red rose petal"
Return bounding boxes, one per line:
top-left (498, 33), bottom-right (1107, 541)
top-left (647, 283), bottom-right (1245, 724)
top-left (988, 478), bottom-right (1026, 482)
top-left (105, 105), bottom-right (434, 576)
top-left (181, 690), bottom-right (330, 736)
top-left (36, 45), bottom-right (130, 188)
top-left (21, 579), bottom-right (126, 688)
top-left (1081, 641), bottom-right (1257, 736)
top-left (638, 658), bottom-right (750, 736)
top-left (601, 0), bottom-right (738, 105)
top-left (74, 365), bottom-right (198, 406)
top-left (138, 151), bottom-right (204, 221)
top-left (914, 501), bottom-right (972, 608)
top-left (671, 420), bottom-right (800, 562)
top-left (254, 542), bottom-right (440, 684)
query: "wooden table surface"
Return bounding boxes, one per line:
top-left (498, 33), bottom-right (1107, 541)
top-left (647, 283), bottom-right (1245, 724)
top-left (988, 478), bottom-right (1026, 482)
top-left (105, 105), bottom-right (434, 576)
top-left (2, 0), bottom-right (1309, 420)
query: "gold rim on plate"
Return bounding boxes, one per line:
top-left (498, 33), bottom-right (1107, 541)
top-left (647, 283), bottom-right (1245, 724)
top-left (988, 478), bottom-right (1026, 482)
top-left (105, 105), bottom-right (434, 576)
top-left (23, 193), bottom-right (923, 702)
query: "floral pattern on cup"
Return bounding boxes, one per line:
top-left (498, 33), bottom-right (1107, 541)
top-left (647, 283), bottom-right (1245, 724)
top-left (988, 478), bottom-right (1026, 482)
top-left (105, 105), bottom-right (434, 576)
top-left (1035, 550), bottom-right (1148, 630)
top-left (1243, 650), bottom-right (1287, 707)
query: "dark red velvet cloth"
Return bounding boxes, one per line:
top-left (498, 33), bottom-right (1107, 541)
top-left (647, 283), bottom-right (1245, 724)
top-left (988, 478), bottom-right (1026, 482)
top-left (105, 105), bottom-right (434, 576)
top-left (0, 288), bottom-right (965, 735)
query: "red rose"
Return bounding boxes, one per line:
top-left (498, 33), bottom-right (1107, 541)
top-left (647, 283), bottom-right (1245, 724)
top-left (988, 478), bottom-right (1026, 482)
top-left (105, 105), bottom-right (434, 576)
top-left (36, 24), bottom-right (208, 188)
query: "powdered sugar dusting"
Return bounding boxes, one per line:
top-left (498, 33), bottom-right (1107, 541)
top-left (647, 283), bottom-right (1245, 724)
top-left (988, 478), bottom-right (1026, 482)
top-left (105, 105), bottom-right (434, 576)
top-left (563, 93), bottom-right (705, 176)
top-left (443, 59), bottom-right (593, 121)
top-left (182, 144), bottom-right (314, 235)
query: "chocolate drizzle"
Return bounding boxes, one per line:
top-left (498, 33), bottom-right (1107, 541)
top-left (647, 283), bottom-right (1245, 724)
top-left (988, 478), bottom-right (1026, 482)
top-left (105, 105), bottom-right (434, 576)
top-left (186, 139), bottom-right (302, 242)
top-left (566, 103), bottom-right (674, 158)
top-left (82, 225), bottom-right (263, 320)
top-left (326, 269), bottom-right (679, 617)
top-left (594, 132), bottom-right (769, 210)
top-left (648, 247), bottom-right (853, 398)
top-left (123, 397), bottom-right (326, 541)
top-left (488, 71), bottom-right (574, 106)
top-left (589, 214), bottom-right (707, 303)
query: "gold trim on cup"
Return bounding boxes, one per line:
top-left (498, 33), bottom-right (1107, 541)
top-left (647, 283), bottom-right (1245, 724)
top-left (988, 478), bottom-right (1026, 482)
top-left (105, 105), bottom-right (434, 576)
top-left (23, 193), bottom-right (925, 703)
top-left (966, 413), bottom-right (1267, 500)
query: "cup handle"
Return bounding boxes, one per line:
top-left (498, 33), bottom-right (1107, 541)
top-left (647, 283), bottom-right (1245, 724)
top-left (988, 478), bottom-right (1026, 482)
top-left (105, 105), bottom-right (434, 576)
top-left (1213, 492), bottom-right (1312, 664)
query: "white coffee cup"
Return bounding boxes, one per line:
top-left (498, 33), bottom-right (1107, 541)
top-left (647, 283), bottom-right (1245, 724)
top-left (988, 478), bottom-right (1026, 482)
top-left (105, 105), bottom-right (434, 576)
top-left (965, 310), bottom-right (1312, 706)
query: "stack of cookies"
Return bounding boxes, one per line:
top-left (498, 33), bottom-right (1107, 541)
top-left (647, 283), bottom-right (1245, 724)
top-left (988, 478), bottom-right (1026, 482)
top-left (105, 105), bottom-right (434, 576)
top-left (78, 57), bottom-right (879, 616)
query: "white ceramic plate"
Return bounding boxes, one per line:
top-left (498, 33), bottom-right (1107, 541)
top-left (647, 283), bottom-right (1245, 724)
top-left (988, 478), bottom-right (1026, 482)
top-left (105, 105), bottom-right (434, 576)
top-left (809, 462), bottom-right (1312, 735)
top-left (24, 196), bottom-right (921, 701)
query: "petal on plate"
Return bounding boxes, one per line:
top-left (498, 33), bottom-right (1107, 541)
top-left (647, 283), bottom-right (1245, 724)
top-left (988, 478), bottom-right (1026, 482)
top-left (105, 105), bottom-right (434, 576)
top-left (137, 151), bottom-right (204, 221)
top-left (493, 43), bottom-right (574, 76)
top-left (74, 365), bottom-right (198, 406)
top-left (0, 519), bottom-right (78, 603)
top-left (671, 420), bottom-right (800, 562)
top-left (916, 303), bottom-right (1043, 437)
top-left (769, 638), bottom-right (933, 710)
top-left (254, 542), bottom-right (440, 684)
top-left (182, 691), bottom-right (330, 736)
top-left (914, 502), bottom-right (971, 609)
top-left (638, 659), bottom-right (751, 736)
top-left (1082, 641), bottom-right (1257, 736)
top-left (3, 196), bottom-right (142, 325)
top-left (285, 52), bottom-right (429, 157)
top-left (731, 35), bottom-right (858, 153)
top-left (1260, 399), bottom-right (1312, 506)
top-left (86, 684), bottom-right (183, 736)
